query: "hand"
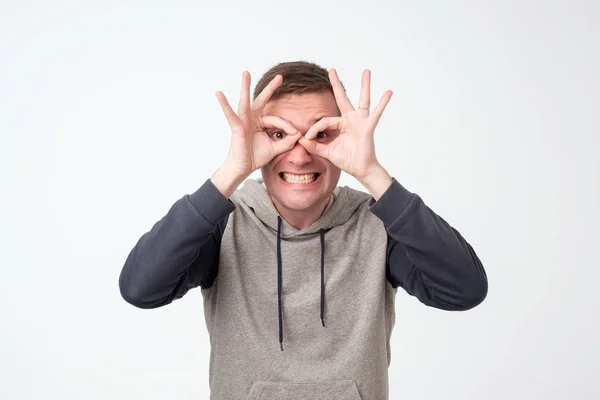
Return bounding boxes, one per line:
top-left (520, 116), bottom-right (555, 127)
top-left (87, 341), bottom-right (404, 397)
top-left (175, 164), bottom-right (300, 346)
top-left (299, 69), bottom-right (392, 180)
top-left (216, 71), bottom-right (301, 180)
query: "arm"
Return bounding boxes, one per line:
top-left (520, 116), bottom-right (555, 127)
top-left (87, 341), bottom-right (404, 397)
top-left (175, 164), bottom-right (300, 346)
top-left (298, 68), bottom-right (487, 310)
top-left (119, 71), bottom-right (303, 309)
top-left (369, 178), bottom-right (488, 311)
top-left (118, 179), bottom-right (235, 309)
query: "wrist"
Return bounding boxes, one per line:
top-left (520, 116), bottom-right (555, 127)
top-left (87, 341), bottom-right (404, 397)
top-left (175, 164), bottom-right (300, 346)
top-left (356, 164), bottom-right (393, 201)
top-left (210, 163), bottom-right (247, 198)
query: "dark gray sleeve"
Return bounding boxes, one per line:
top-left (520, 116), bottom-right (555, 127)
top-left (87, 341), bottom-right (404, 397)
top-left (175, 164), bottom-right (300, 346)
top-left (118, 179), bottom-right (235, 309)
top-left (369, 179), bottom-right (488, 311)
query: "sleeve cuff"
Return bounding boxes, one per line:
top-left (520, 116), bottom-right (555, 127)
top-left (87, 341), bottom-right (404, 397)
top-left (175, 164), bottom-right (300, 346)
top-left (187, 179), bottom-right (236, 226)
top-left (368, 178), bottom-right (414, 227)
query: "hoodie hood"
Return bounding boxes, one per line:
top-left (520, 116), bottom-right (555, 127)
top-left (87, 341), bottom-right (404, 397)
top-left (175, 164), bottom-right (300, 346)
top-left (203, 177), bottom-right (394, 398)
top-left (232, 177), bottom-right (373, 350)
top-left (232, 178), bottom-right (371, 238)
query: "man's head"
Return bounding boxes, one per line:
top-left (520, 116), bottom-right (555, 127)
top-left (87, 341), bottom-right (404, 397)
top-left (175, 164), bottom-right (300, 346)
top-left (254, 61), bottom-right (343, 224)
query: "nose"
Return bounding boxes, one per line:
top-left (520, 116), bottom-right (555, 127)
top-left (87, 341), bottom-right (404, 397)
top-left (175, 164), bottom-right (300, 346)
top-left (286, 142), bottom-right (312, 165)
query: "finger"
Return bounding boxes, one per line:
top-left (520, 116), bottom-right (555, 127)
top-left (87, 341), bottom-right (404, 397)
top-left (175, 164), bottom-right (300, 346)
top-left (328, 69), bottom-right (354, 113)
top-left (369, 90), bottom-right (393, 126)
top-left (238, 71), bottom-right (251, 117)
top-left (216, 91), bottom-right (242, 132)
top-left (358, 69), bottom-right (371, 112)
top-left (252, 74), bottom-right (283, 112)
top-left (298, 137), bottom-right (330, 159)
top-left (272, 132), bottom-right (302, 156)
top-left (305, 117), bottom-right (341, 140)
top-left (260, 115), bottom-right (300, 136)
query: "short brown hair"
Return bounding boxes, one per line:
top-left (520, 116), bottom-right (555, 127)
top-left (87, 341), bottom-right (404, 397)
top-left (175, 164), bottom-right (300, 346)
top-left (253, 61), bottom-right (341, 101)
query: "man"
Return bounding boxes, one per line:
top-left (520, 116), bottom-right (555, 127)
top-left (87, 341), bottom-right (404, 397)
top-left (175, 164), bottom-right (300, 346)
top-left (119, 61), bottom-right (488, 399)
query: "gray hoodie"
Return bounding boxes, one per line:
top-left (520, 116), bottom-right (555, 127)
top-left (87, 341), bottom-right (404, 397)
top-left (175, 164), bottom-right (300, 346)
top-left (119, 177), bottom-right (487, 399)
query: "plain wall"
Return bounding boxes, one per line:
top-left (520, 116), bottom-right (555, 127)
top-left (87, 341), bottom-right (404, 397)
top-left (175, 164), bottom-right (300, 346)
top-left (1, 0), bottom-right (599, 399)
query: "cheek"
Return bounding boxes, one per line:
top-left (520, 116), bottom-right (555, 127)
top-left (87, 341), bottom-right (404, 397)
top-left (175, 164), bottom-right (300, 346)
top-left (269, 153), bottom-right (290, 171)
top-left (271, 153), bottom-right (288, 164)
top-left (315, 157), bottom-right (337, 174)
top-left (261, 155), bottom-right (286, 179)
top-left (321, 159), bottom-right (341, 182)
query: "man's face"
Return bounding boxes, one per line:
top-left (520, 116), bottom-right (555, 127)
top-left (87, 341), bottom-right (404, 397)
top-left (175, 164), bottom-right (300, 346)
top-left (261, 92), bottom-right (342, 216)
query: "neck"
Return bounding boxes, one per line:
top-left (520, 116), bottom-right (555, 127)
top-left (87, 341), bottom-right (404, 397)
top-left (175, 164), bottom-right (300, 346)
top-left (272, 197), bottom-right (330, 230)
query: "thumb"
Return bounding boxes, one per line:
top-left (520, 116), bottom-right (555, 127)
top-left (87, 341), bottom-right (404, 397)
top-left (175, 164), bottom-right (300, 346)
top-left (299, 137), bottom-right (330, 159)
top-left (272, 132), bottom-right (302, 156)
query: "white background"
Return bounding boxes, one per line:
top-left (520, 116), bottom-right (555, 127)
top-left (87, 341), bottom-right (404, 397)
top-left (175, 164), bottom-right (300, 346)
top-left (2, 0), bottom-right (599, 399)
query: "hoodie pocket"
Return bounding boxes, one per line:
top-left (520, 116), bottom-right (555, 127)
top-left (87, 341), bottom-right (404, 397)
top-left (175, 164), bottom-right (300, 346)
top-left (244, 380), bottom-right (362, 400)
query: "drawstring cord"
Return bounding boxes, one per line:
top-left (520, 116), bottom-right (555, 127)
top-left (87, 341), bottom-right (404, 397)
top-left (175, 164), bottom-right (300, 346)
top-left (277, 216), bottom-right (284, 351)
top-left (276, 217), bottom-right (327, 351)
top-left (320, 228), bottom-right (326, 327)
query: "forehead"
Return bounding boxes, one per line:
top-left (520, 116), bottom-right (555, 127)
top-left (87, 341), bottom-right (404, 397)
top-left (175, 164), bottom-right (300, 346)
top-left (263, 92), bottom-right (340, 126)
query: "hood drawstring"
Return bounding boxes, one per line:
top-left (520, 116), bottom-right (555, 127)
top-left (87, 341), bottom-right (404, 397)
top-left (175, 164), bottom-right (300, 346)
top-left (276, 216), bottom-right (327, 351)
top-left (319, 228), bottom-right (326, 328)
top-left (277, 216), bottom-right (284, 351)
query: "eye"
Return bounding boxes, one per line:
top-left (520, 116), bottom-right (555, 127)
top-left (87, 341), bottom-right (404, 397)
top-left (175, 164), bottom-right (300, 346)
top-left (271, 131), bottom-right (286, 140)
top-left (315, 131), bottom-right (328, 139)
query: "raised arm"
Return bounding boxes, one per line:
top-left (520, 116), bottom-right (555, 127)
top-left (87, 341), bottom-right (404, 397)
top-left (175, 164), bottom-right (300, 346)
top-left (300, 68), bottom-right (487, 310)
top-left (120, 70), bottom-right (302, 308)
top-left (369, 179), bottom-right (487, 311)
top-left (119, 180), bottom-right (234, 308)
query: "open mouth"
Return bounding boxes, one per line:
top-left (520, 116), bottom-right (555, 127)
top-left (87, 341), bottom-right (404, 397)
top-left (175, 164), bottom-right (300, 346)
top-left (279, 172), bottom-right (321, 184)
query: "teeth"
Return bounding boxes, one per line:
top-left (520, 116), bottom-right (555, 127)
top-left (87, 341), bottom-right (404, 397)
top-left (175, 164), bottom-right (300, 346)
top-left (282, 173), bottom-right (317, 184)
